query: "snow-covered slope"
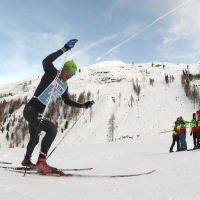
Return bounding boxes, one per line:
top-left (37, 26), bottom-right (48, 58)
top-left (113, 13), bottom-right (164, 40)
top-left (0, 60), bottom-right (198, 146)
top-left (0, 133), bottom-right (199, 200)
top-left (0, 60), bottom-right (200, 199)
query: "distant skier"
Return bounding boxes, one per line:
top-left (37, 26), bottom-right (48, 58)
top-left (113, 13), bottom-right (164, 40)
top-left (176, 116), bottom-right (189, 151)
top-left (21, 39), bottom-right (94, 174)
top-left (190, 113), bottom-right (198, 149)
top-left (169, 120), bottom-right (180, 153)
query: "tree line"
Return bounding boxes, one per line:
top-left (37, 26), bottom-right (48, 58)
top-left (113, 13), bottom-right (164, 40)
top-left (0, 90), bottom-right (93, 148)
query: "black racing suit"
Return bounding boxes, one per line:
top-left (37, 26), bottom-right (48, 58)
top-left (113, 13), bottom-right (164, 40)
top-left (23, 49), bottom-right (83, 159)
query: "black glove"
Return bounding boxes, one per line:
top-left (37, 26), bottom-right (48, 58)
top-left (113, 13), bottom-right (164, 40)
top-left (190, 132), bottom-right (192, 136)
top-left (82, 100), bottom-right (95, 109)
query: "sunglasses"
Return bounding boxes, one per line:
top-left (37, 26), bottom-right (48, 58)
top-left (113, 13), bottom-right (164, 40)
top-left (68, 69), bottom-right (75, 76)
top-left (63, 68), bottom-right (75, 76)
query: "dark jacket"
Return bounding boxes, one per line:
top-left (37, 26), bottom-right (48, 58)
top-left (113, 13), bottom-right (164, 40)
top-left (30, 49), bottom-right (83, 111)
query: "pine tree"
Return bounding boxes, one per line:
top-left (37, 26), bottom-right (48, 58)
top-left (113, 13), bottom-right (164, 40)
top-left (64, 121), bottom-right (68, 129)
top-left (165, 74), bottom-right (169, 85)
top-left (6, 132), bottom-right (9, 141)
top-left (149, 78), bottom-right (155, 86)
top-left (1, 127), bottom-right (5, 133)
top-left (107, 114), bottom-right (115, 142)
top-left (3, 117), bottom-right (6, 125)
top-left (87, 91), bottom-right (91, 101)
top-left (119, 92), bottom-right (121, 107)
top-left (132, 78), bottom-right (141, 100)
top-left (11, 133), bottom-right (14, 140)
top-left (23, 96), bottom-right (28, 104)
top-left (130, 95), bottom-right (134, 107)
top-left (77, 91), bottom-right (86, 103)
top-left (12, 115), bottom-right (16, 126)
top-left (97, 90), bottom-right (100, 101)
top-left (6, 123), bottom-right (10, 132)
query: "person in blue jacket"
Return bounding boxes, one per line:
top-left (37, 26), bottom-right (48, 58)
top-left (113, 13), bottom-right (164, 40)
top-left (177, 116), bottom-right (189, 151)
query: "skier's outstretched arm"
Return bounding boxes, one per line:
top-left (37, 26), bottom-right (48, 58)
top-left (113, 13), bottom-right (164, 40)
top-left (62, 91), bottom-right (83, 108)
top-left (62, 91), bottom-right (94, 109)
top-left (42, 39), bottom-right (78, 74)
top-left (42, 50), bottom-right (63, 74)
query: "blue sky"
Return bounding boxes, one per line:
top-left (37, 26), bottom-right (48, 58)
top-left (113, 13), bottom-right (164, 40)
top-left (0, 0), bottom-right (199, 85)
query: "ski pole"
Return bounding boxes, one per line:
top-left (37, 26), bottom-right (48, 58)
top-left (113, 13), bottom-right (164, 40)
top-left (0, 161), bottom-right (12, 164)
top-left (46, 111), bottom-right (84, 160)
top-left (159, 130), bottom-right (173, 134)
top-left (159, 126), bottom-right (190, 134)
top-left (47, 100), bottom-right (95, 160)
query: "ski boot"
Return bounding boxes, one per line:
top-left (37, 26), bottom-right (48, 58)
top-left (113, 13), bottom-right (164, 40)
top-left (36, 158), bottom-right (63, 175)
top-left (21, 158), bottom-right (36, 169)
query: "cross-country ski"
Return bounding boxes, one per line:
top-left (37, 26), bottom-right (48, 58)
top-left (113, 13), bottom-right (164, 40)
top-left (7, 169), bottom-right (156, 178)
top-left (0, 166), bottom-right (93, 171)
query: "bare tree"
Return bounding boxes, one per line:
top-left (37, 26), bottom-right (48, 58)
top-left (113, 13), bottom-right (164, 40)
top-left (130, 95), bottom-right (134, 107)
top-left (149, 78), bottom-right (155, 86)
top-left (132, 78), bottom-right (141, 100)
top-left (87, 91), bottom-right (91, 101)
top-left (119, 92), bottom-right (121, 107)
top-left (97, 90), bottom-right (100, 101)
top-left (165, 74), bottom-right (169, 85)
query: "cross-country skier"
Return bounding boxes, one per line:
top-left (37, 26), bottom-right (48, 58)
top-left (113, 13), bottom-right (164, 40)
top-left (169, 120), bottom-right (180, 152)
top-left (21, 39), bottom-right (94, 174)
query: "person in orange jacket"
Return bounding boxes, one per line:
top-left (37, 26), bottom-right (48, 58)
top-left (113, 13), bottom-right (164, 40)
top-left (169, 120), bottom-right (180, 152)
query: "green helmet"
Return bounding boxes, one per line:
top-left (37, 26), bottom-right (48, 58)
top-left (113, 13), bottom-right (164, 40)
top-left (63, 60), bottom-right (77, 75)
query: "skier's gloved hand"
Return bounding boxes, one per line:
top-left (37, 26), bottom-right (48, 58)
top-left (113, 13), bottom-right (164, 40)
top-left (64, 39), bottom-right (78, 51)
top-left (82, 100), bottom-right (95, 109)
top-left (190, 132), bottom-right (192, 136)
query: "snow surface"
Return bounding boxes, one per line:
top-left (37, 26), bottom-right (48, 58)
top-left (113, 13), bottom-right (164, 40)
top-left (0, 60), bottom-right (200, 199)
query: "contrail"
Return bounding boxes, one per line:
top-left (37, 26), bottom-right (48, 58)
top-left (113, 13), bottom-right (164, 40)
top-left (95, 0), bottom-right (192, 62)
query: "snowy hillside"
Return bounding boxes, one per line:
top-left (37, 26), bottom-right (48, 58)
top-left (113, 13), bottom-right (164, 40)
top-left (0, 60), bottom-right (200, 199)
top-left (0, 60), bottom-right (199, 147)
